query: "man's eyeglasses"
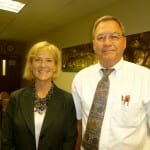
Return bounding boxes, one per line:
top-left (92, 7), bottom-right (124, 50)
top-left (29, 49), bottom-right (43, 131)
top-left (96, 32), bottom-right (124, 42)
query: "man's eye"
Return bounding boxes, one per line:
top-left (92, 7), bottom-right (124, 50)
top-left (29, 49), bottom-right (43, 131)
top-left (111, 35), bottom-right (119, 39)
top-left (97, 36), bottom-right (105, 40)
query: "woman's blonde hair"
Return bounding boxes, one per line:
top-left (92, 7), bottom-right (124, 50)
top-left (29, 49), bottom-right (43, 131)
top-left (23, 41), bottom-right (61, 81)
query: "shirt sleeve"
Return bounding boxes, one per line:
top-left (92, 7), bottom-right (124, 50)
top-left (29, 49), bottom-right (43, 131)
top-left (143, 69), bottom-right (150, 130)
top-left (144, 102), bottom-right (150, 131)
top-left (72, 77), bottom-right (82, 120)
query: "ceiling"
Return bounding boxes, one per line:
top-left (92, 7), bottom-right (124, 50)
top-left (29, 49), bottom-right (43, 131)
top-left (0, 0), bottom-right (119, 42)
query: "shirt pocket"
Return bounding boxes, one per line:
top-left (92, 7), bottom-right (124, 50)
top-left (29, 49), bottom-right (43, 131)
top-left (110, 100), bottom-right (145, 128)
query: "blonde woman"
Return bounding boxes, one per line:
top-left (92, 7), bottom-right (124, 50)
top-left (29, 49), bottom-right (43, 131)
top-left (2, 41), bottom-right (77, 150)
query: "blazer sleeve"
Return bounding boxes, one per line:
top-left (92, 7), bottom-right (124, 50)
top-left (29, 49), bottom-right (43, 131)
top-left (2, 91), bottom-right (18, 150)
top-left (62, 93), bottom-right (77, 150)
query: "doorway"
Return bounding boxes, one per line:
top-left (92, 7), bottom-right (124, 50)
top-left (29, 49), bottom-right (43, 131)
top-left (0, 55), bottom-right (21, 94)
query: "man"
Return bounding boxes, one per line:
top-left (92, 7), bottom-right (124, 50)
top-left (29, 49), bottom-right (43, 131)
top-left (72, 15), bottom-right (150, 150)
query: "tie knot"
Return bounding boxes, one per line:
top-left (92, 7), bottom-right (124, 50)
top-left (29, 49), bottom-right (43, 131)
top-left (101, 68), bottom-right (114, 77)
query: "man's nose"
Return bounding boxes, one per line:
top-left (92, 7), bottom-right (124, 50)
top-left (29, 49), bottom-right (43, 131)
top-left (103, 36), bottom-right (113, 44)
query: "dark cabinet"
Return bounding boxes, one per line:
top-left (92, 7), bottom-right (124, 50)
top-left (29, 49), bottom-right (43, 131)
top-left (0, 55), bottom-right (21, 94)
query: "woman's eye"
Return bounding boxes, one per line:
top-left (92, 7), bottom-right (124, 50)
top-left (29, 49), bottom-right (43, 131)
top-left (46, 59), bottom-right (53, 62)
top-left (34, 58), bottom-right (41, 62)
top-left (33, 58), bottom-right (54, 63)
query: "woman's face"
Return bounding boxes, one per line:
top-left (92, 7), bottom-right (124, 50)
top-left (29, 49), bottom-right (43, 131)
top-left (30, 48), bottom-right (56, 82)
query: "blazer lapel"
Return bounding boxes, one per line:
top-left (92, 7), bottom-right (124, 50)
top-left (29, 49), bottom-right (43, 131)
top-left (20, 87), bottom-right (35, 135)
top-left (40, 86), bottom-right (62, 134)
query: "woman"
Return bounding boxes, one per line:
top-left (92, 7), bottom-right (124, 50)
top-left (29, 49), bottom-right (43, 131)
top-left (2, 41), bottom-right (77, 150)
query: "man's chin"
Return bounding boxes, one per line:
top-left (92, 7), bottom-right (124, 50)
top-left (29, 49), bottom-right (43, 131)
top-left (103, 53), bottom-right (116, 60)
top-left (101, 56), bottom-right (116, 68)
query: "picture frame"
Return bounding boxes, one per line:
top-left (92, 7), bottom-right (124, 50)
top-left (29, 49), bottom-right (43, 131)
top-left (62, 43), bottom-right (97, 72)
top-left (124, 31), bottom-right (150, 68)
top-left (62, 31), bottom-right (150, 72)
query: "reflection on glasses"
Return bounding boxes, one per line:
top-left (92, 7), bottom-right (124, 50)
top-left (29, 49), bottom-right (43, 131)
top-left (96, 32), bottom-right (124, 42)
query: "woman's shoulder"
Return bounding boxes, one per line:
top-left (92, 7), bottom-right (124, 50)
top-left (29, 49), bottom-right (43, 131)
top-left (54, 84), bottom-right (71, 96)
top-left (10, 86), bottom-right (33, 97)
top-left (53, 84), bottom-right (73, 101)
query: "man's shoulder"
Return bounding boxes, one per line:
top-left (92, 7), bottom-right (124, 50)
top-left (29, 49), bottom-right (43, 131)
top-left (123, 60), bottom-right (150, 78)
top-left (124, 60), bottom-right (149, 72)
top-left (76, 64), bottom-right (98, 76)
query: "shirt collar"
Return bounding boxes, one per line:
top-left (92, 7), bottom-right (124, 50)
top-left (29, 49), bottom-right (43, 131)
top-left (113, 58), bottom-right (124, 72)
top-left (96, 58), bottom-right (124, 75)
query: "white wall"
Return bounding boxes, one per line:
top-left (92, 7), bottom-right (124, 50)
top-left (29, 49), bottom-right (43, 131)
top-left (33, 0), bottom-right (150, 92)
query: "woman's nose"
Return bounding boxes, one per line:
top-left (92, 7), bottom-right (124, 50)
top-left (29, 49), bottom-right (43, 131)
top-left (40, 60), bottom-right (47, 66)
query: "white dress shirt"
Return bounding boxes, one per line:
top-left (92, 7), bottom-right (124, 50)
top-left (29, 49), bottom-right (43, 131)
top-left (72, 59), bottom-right (150, 150)
top-left (34, 111), bottom-right (46, 149)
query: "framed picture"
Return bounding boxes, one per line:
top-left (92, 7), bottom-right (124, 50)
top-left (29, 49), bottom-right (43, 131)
top-left (62, 43), bottom-right (97, 72)
top-left (124, 31), bottom-right (150, 68)
top-left (62, 31), bottom-right (150, 72)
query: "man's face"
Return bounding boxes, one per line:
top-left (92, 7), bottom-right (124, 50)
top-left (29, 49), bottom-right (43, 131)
top-left (93, 20), bottom-right (126, 68)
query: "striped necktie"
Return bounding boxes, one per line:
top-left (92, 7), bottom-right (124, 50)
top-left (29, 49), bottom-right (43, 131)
top-left (82, 69), bottom-right (114, 150)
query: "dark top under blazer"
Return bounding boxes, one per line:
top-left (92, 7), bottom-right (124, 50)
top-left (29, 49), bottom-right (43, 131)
top-left (2, 84), bottom-right (77, 150)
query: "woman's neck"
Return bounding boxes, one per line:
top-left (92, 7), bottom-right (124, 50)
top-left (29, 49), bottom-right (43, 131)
top-left (35, 81), bottom-right (53, 98)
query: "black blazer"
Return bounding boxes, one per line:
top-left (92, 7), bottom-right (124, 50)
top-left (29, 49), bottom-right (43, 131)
top-left (2, 84), bottom-right (77, 150)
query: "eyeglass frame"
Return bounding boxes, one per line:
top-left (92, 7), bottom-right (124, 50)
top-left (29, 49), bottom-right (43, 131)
top-left (95, 32), bottom-right (126, 42)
